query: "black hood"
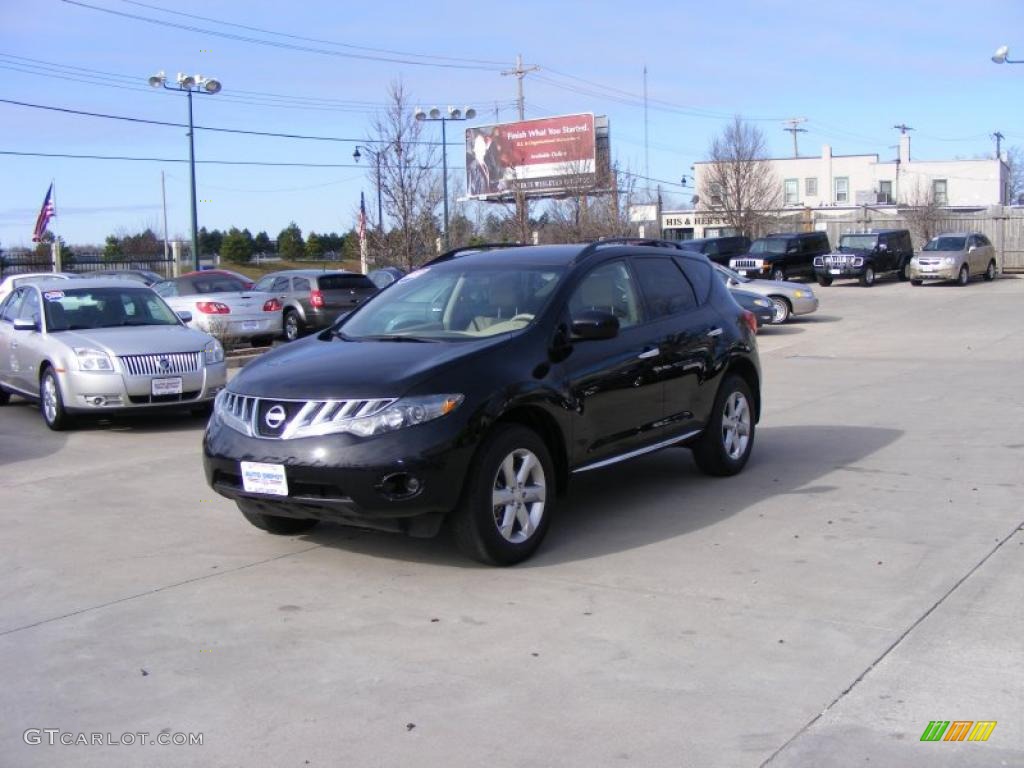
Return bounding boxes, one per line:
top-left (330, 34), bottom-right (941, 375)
top-left (229, 333), bottom-right (513, 400)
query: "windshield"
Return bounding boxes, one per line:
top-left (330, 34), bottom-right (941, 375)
top-left (749, 239), bottom-right (788, 255)
top-left (339, 264), bottom-right (566, 341)
top-left (839, 234), bottom-right (879, 252)
top-left (713, 264), bottom-right (749, 284)
top-left (923, 236), bottom-right (966, 252)
top-left (43, 286), bottom-right (181, 331)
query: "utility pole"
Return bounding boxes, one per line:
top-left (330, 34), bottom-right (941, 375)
top-left (992, 130), bottom-right (1005, 160)
top-left (783, 118), bottom-right (807, 158)
top-left (643, 65), bottom-right (650, 187)
top-left (501, 54), bottom-right (540, 242)
top-left (161, 170), bottom-right (169, 265)
top-left (893, 123), bottom-right (914, 135)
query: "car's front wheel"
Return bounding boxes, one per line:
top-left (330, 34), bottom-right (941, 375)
top-left (283, 310), bottom-right (303, 342)
top-left (859, 266), bottom-right (876, 287)
top-left (237, 501), bottom-right (320, 534)
top-left (40, 367), bottom-right (73, 431)
top-left (816, 275), bottom-right (833, 287)
top-left (911, 279), bottom-right (923, 286)
top-left (957, 264), bottom-right (969, 286)
top-left (771, 267), bottom-right (786, 282)
top-left (692, 374), bottom-right (755, 476)
top-left (768, 296), bottom-right (790, 324)
top-left (451, 424), bottom-right (554, 566)
top-left (0, 386), bottom-right (9, 405)
top-left (984, 260), bottom-right (997, 281)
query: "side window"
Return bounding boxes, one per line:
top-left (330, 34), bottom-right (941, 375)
top-left (633, 257), bottom-right (698, 319)
top-left (293, 277), bottom-right (311, 292)
top-left (154, 282), bottom-right (177, 297)
top-left (2, 289), bottom-right (26, 322)
top-left (977, 234), bottom-right (992, 247)
top-left (271, 276), bottom-right (290, 292)
top-left (967, 235), bottom-right (979, 248)
top-left (18, 289), bottom-right (42, 325)
top-left (704, 241), bottom-right (718, 256)
top-left (254, 275), bottom-right (275, 292)
top-left (675, 257), bottom-right (711, 304)
top-left (569, 260), bottom-right (643, 329)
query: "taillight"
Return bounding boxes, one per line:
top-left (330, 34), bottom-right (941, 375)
top-left (196, 301), bottom-right (230, 314)
top-left (263, 298), bottom-right (282, 312)
top-left (741, 309), bottom-right (758, 335)
top-left (310, 289), bottom-right (324, 309)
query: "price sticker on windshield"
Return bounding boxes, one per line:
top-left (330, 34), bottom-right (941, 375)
top-left (43, 291), bottom-right (65, 301)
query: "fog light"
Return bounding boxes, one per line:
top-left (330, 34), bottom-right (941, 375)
top-left (378, 472), bottom-right (423, 500)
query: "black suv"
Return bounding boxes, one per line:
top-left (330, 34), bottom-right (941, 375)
top-left (813, 229), bottom-right (913, 287)
top-left (204, 241), bottom-right (762, 565)
top-left (676, 235), bottom-right (751, 266)
top-left (729, 231), bottom-right (831, 281)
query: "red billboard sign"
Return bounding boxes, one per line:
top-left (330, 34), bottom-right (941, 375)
top-left (465, 113), bottom-right (596, 199)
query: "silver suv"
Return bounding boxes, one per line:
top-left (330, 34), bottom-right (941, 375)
top-left (253, 270), bottom-right (378, 341)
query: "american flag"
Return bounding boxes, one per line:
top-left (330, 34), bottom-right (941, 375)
top-left (32, 183), bottom-right (56, 242)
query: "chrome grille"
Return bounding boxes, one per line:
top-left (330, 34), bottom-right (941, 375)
top-left (732, 258), bottom-right (760, 269)
top-left (120, 352), bottom-right (202, 376)
top-left (217, 392), bottom-right (397, 439)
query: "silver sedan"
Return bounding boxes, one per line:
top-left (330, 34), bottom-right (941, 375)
top-left (0, 279), bottom-right (227, 430)
top-left (154, 274), bottom-right (283, 346)
top-left (712, 263), bottom-right (819, 324)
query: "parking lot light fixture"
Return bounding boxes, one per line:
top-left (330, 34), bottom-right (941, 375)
top-left (415, 105), bottom-right (477, 249)
top-left (149, 69), bottom-right (223, 270)
top-left (991, 45), bottom-right (1024, 64)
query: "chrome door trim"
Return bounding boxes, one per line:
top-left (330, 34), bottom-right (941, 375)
top-left (572, 430), bottom-right (701, 473)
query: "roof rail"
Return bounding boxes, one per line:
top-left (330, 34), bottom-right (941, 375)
top-left (421, 241), bottom-right (527, 267)
top-left (575, 237), bottom-right (687, 261)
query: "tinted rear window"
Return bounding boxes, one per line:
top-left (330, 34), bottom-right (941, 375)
top-left (633, 257), bottom-right (698, 318)
top-left (319, 275), bottom-right (375, 291)
top-left (675, 257), bottom-right (712, 304)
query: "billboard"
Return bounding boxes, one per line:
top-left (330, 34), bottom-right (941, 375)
top-left (465, 113), bottom-right (597, 200)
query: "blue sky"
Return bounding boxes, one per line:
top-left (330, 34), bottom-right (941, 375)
top-left (1, 0), bottom-right (1022, 248)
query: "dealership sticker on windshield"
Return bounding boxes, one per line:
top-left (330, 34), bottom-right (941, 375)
top-left (240, 461), bottom-right (288, 496)
top-left (43, 291), bottom-right (65, 301)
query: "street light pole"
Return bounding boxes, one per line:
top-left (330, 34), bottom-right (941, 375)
top-left (415, 106), bottom-right (477, 250)
top-left (149, 70), bottom-right (222, 271)
top-left (353, 145), bottom-right (384, 232)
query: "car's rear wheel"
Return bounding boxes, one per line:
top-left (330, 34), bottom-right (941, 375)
top-left (771, 267), bottom-right (786, 282)
top-left (768, 296), bottom-right (790, 324)
top-left (957, 264), bottom-right (969, 286)
top-left (816, 275), bottom-right (833, 287)
top-left (0, 386), bottom-right (9, 405)
top-left (451, 424), bottom-right (554, 566)
top-left (692, 374), bottom-right (755, 477)
top-left (984, 260), bottom-right (997, 281)
top-left (859, 266), bottom-right (876, 287)
top-left (283, 310), bottom-right (302, 342)
top-left (250, 336), bottom-right (274, 348)
top-left (237, 501), bottom-right (320, 535)
top-left (40, 367), bottom-right (73, 431)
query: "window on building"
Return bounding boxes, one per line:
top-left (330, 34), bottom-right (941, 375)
top-left (877, 180), bottom-right (893, 205)
top-left (932, 179), bottom-right (948, 205)
top-left (834, 177), bottom-right (849, 204)
top-left (709, 183), bottom-right (723, 207)
top-left (805, 177), bottom-right (818, 196)
top-left (784, 179), bottom-right (799, 205)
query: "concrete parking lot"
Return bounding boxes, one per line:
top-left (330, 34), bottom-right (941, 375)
top-left (1, 276), bottom-right (1022, 768)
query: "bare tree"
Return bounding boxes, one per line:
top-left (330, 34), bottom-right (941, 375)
top-left (901, 178), bottom-right (945, 248)
top-left (698, 116), bottom-right (781, 237)
top-left (1005, 146), bottom-right (1024, 205)
top-left (368, 82), bottom-right (442, 270)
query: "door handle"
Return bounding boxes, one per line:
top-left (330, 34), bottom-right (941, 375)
top-left (637, 347), bottom-right (660, 360)
top-left (706, 327), bottom-right (723, 337)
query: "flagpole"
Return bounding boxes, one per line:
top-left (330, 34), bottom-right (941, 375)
top-left (51, 178), bottom-right (61, 272)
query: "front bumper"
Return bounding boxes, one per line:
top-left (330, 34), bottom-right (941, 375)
top-left (908, 263), bottom-right (956, 281)
top-left (790, 295), bottom-right (819, 316)
top-left (62, 363), bottom-right (227, 413)
top-left (203, 412), bottom-right (475, 533)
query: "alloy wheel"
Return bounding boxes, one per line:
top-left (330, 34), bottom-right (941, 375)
top-left (770, 297), bottom-right (789, 324)
top-left (284, 313), bottom-right (299, 341)
top-left (491, 448), bottom-right (547, 544)
top-left (721, 391), bottom-right (751, 460)
top-left (42, 374), bottom-right (58, 424)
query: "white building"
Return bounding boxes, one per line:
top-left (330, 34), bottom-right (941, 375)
top-left (662, 134), bottom-right (1010, 239)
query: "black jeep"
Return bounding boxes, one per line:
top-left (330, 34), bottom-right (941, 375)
top-left (813, 229), bottom-right (914, 287)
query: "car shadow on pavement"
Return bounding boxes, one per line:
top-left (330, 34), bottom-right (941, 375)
top-left (299, 424), bottom-right (902, 568)
top-left (758, 325), bottom-right (804, 336)
top-left (0, 399), bottom-right (68, 465)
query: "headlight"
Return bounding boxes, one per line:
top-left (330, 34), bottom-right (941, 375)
top-left (204, 339), bottom-right (224, 365)
top-left (342, 394), bottom-right (464, 437)
top-left (75, 347), bottom-right (113, 372)
top-left (813, 257), bottom-right (823, 266)
top-left (792, 290), bottom-right (806, 298)
top-left (944, 256), bottom-right (956, 265)
top-left (753, 298), bottom-right (772, 308)
top-left (852, 256), bottom-right (864, 267)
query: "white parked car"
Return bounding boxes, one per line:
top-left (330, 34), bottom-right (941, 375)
top-left (0, 271), bottom-right (78, 303)
top-left (153, 273), bottom-right (283, 347)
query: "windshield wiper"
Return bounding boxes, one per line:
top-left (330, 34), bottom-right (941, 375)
top-left (359, 334), bottom-right (437, 343)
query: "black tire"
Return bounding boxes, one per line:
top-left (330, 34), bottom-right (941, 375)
top-left (858, 266), bottom-right (876, 287)
top-left (956, 264), bottom-right (969, 286)
top-left (770, 267), bottom-right (786, 282)
top-left (250, 336), bottom-right (274, 348)
top-left (450, 424), bottom-right (555, 566)
top-left (40, 367), bottom-right (73, 431)
top-left (984, 260), bottom-right (997, 281)
top-left (768, 296), bottom-right (790, 324)
top-left (191, 402), bottom-right (214, 418)
top-left (237, 502), bottom-right (320, 535)
top-left (897, 265), bottom-right (909, 281)
top-left (0, 386), bottom-right (9, 405)
top-left (691, 374), bottom-right (756, 477)
top-left (816, 275), bottom-right (833, 287)
top-left (910, 279), bottom-right (923, 286)
top-left (283, 310), bottom-right (303, 342)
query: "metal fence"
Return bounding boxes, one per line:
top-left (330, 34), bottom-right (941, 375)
top-left (0, 251), bottom-right (177, 279)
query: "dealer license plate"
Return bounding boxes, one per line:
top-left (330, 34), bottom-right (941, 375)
top-left (242, 320), bottom-right (260, 331)
top-left (152, 377), bottom-right (183, 396)
top-left (240, 461), bottom-right (288, 496)
top-left (830, 269), bottom-right (842, 275)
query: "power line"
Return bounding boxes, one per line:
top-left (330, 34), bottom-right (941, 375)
top-left (61, 0), bottom-right (501, 71)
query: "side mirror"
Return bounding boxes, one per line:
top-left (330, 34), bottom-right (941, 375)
top-left (878, 243), bottom-right (888, 251)
top-left (13, 318), bottom-right (38, 332)
top-left (968, 245), bottom-right (977, 253)
top-left (571, 310), bottom-right (619, 341)
top-left (728, 277), bottom-right (739, 287)
top-left (176, 311), bottom-right (193, 323)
